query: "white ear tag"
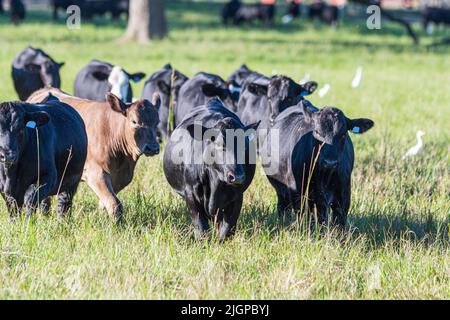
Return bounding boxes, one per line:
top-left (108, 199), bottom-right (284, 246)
top-left (352, 126), bottom-right (360, 133)
top-left (26, 121), bottom-right (37, 129)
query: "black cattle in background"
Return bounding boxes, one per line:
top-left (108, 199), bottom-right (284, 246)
top-left (163, 98), bottom-right (259, 240)
top-left (308, 1), bottom-right (338, 26)
top-left (222, 1), bottom-right (275, 25)
top-left (237, 75), bottom-right (318, 142)
top-left (260, 102), bottom-right (374, 226)
top-left (141, 64), bottom-right (189, 142)
top-left (52, 0), bottom-right (128, 20)
top-left (10, 0), bottom-right (26, 24)
top-left (175, 72), bottom-right (239, 126)
top-left (0, 94), bottom-right (88, 217)
top-left (12, 47), bottom-right (64, 101)
top-left (423, 6), bottom-right (450, 33)
top-left (74, 59), bottom-right (145, 103)
top-left (0, 0), bottom-right (4, 14)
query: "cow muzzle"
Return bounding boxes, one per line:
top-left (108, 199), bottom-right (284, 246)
top-left (142, 144), bottom-right (160, 156)
top-left (0, 152), bottom-right (18, 168)
top-left (226, 172), bottom-right (245, 185)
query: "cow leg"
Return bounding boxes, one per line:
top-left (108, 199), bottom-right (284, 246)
top-left (24, 174), bottom-right (57, 217)
top-left (86, 170), bottom-right (123, 221)
top-left (40, 197), bottom-right (52, 215)
top-left (217, 195), bottom-right (243, 242)
top-left (1, 193), bottom-right (22, 218)
top-left (185, 193), bottom-right (209, 239)
top-left (331, 183), bottom-right (350, 227)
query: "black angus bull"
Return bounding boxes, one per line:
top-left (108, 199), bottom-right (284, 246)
top-left (423, 6), bottom-right (450, 32)
top-left (260, 102), bottom-right (374, 226)
top-left (227, 64), bottom-right (266, 108)
top-left (309, 1), bottom-right (339, 26)
top-left (12, 47), bottom-right (64, 101)
top-left (0, 94), bottom-right (88, 217)
top-left (52, 0), bottom-right (128, 20)
top-left (74, 59), bottom-right (145, 103)
top-left (175, 72), bottom-right (239, 126)
top-left (222, 1), bottom-right (275, 25)
top-left (163, 98), bottom-right (259, 240)
top-left (141, 64), bottom-right (189, 142)
top-left (237, 75), bottom-right (318, 143)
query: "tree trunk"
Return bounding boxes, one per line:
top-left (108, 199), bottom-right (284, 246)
top-left (121, 0), bottom-right (167, 43)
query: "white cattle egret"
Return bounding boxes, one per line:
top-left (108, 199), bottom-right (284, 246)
top-left (318, 84), bottom-right (330, 97)
top-left (282, 14), bottom-right (293, 24)
top-left (352, 66), bottom-right (363, 88)
top-left (402, 130), bottom-right (425, 160)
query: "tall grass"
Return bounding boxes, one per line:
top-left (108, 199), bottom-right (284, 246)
top-left (0, 2), bottom-right (448, 299)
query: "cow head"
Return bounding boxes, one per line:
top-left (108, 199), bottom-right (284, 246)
top-left (93, 65), bottom-right (145, 103)
top-left (228, 64), bottom-right (253, 87)
top-left (150, 64), bottom-right (189, 111)
top-left (247, 75), bottom-right (318, 125)
top-left (25, 59), bottom-right (64, 88)
top-left (106, 93), bottom-right (160, 158)
top-left (303, 105), bottom-right (374, 171)
top-left (0, 102), bottom-right (50, 168)
top-left (201, 82), bottom-right (239, 111)
top-left (187, 117), bottom-right (259, 186)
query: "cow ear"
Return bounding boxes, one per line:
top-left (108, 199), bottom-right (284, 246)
top-left (300, 81), bottom-right (318, 96)
top-left (201, 83), bottom-right (223, 98)
top-left (25, 63), bottom-right (42, 73)
top-left (129, 72), bottom-right (146, 83)
top-left (58, 62), bottom-right (65, 69)
top-left (186, 123), bottom-right (208, 140)
top-left (25, 111), bottom-right (50, 128)
top-left (106, 93), bottom-right (127, 115)
top-left (247, 83), bottom-right (268, 96)
top-left (347, 118), bottom-right (374, 134)
top-left (157, 80), bottom-right (170, 95)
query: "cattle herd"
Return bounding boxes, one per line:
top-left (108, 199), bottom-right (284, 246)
top-left (1, 46), bottom-right (375, 241)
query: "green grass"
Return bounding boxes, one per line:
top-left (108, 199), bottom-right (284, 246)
top-left (0, 2), bottom-right (449, 299)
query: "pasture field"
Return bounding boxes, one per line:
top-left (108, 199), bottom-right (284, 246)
top-left (0, 2), bottom-right (449, 299)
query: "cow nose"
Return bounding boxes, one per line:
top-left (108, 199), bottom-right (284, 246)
top-left (323, 159), bottom-right (338, 169)
top-left (0, 153), bottom-right (17, 166)
top-left (143, 144), bottom-right (160, 156)
top-left (227, 172), bottom-right (245, 185)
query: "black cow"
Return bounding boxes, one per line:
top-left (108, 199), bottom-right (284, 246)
top-left (74, 59), bottom-right (145, 103)
top-left (10, 0), bottom-right (26, 24)
top-left (12, 47), bottom-right (64, 101)
top-left (52, 0), bottom-right (128, 20)
top-left (0, 94), bottom-right (88, 218)
top-left (423, 6), bottom-right (450, 32)
top-left (163, 98), bottom-right (259, 240)
top-left (238, 75), bottom-right (318, 137)
top-left (175, 72), bottom-right (238, 126)
top-left (222, 1), bottom-right (275, 25)
top-left (309, 1), bottom-right (339, 26)
top-left (141, 64), bottom-right (189, 142)
top-left (260, 102), bottom-right (374, 226)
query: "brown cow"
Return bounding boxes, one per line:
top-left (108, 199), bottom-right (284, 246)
top-left (28, 87), bottom-right (160, 220)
